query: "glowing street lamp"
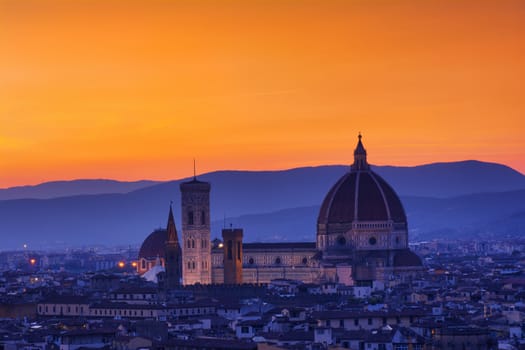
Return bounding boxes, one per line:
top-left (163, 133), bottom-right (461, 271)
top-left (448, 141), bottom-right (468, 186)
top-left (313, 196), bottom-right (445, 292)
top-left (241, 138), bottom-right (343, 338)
top-left (117, 261), bottom-right (125, 268)
top-left (29, 258), bottom-right (36, 266)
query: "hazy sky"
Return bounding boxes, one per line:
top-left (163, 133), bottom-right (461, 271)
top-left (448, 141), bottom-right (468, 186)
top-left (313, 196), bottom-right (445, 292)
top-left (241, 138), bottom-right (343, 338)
top-left (1, 0), bottom-right (524, 188)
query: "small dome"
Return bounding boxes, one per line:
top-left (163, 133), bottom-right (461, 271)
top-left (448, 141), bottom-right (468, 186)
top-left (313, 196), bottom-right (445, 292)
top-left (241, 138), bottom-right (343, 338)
top-left (138, 229), bottom-right (166, 260)
top-left (394, 250), bottom-right (423, 267)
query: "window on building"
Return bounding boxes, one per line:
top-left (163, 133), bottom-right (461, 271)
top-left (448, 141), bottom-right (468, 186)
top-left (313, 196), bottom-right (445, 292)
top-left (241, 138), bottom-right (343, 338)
top-left (394, 345), bottom-right (408, 350)
top-left (379, 344), bottom-right (386, 350)
top-left (201, 211), bottom-right (206, 225)
top-left (354, 319), bottom-right (359, 326)
top-left (302, 257), bottom-right (308, 265)
top-left (192, 261), bottom-right (196, 269)
top-left (368, 318), bottom-right (372, 325)
top-left (326, 320), bottom-right (331, 327)
top-left (188, 261), bottom-right (191, 269)
top-left (187, 239), bottom-right (191, 249)
top-left (249, 258), bottom-right (254, 265)
top-left (340, 320), bottom-right (344, 327)
top-left (192, 239), bottom-right (195, 248)
top-left (188, 211), bottom-right (194, 225)
top-left (275, 257), bottom-right (281, 265)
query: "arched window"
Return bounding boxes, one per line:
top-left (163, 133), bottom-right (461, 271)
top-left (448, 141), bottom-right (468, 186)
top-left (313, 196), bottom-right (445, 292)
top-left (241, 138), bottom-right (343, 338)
top-left (187, 239), bottom-right (191, 249)
top-left (188, 261), bottom-right (191, 269)
top-left (192, 261), bottom-right (196, 269)
top-left (201, 211), bottom-right (206, 225)
top-left (191, 239), bottom-right (195, 248)
top-left (188, 211), bottom-right (194, 225)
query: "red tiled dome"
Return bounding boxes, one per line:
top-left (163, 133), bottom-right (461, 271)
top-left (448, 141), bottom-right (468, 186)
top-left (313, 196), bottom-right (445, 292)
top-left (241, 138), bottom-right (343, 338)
top-left (318, 134), bottom-right (406, 226)
top-left (138, 229), bottom-right (166, 260)
top-left (318, 170), bottom-right (407, 224)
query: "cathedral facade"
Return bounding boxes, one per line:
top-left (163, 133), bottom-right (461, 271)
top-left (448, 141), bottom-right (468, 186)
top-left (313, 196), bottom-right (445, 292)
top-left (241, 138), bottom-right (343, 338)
top-left (137, 135), bottom-right (423, 287)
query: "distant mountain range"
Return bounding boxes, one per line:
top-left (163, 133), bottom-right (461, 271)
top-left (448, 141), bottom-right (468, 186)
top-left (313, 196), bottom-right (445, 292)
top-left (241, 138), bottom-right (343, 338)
top-left (0, 160), bottom-right (524, 250)
top-left (0, 179), bottom-right (161, 200)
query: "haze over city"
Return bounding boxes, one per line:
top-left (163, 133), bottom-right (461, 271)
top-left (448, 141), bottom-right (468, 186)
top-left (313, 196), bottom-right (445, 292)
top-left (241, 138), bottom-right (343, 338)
top-left (1, 0), bottom-right (524, 189)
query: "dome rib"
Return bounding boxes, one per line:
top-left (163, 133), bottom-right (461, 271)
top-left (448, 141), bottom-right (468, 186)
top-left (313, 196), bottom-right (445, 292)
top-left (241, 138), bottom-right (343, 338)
top-left (354, 172), bottom-right (360, 220)
top-left (369, 171), bottom-right (391, 220)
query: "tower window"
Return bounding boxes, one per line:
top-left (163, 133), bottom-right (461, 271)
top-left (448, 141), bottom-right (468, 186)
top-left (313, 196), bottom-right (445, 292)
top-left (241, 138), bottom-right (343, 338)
top-left (187, 239), bottom-right (191, 249)
top-left (188, 211), bottom-right (194, 225)
top-left (192, 261), bottom-right (196, 269)
top-left (191, 239), bottom-right (195, 248)
top-left (187, 261), bottom-right (191, 269)
top-left (227, 240), bottom-right (233, 260)
top-left (275, 257), bottom-right (281, 265)
top-left (302, 257), bottom-right (308, 265)
top-left (201, 211), bottom-right (206, 225)
top-left (369, 237), bottom-right (377, 245)
top-left (237, 242), bottom-right (241, 261)
top-left (337, 236), bottom-right (346, 246)
top-left (248, 258), bottom-right (254, 265)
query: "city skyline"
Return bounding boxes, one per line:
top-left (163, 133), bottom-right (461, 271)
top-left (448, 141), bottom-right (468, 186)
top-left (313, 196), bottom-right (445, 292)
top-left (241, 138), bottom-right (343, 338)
top-left (1, 0), bottom-right (524, 188)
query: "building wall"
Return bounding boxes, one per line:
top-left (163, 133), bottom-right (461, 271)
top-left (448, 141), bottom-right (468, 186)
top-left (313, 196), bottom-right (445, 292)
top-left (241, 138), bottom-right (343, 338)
top-left (38, 302), bottom-right (89, 317)
top-left (211, 245), bottom-right (322, 284)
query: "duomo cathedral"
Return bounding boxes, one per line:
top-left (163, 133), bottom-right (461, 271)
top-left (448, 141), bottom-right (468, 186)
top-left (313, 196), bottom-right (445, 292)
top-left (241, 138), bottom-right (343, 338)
top-left (137, 135), bottom-right (423, 288)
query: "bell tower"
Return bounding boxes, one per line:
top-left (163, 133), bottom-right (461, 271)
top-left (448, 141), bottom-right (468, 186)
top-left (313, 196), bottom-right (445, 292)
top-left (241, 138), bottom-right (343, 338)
top-left (180, 172), bottom-right (211, 285)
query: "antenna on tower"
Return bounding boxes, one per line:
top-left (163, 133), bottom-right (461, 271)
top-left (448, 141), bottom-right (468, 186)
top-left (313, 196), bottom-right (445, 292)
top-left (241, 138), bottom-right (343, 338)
top-left (193, 158), bottom-right (196, 180)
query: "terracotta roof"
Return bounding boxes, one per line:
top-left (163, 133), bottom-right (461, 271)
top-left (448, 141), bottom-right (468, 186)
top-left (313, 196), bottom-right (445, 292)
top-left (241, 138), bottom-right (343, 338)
top-left (138, 229), bottom-right (166, 260)
top-left (318, 171), bottom-right (407, 224)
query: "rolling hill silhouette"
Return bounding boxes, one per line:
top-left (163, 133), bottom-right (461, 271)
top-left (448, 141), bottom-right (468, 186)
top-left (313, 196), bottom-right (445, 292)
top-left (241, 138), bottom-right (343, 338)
top-left (0, 160), bottom-right (524, 250)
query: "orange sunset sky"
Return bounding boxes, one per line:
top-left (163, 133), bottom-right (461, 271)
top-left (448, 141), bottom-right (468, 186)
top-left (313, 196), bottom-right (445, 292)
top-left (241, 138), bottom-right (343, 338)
top-left (1, 0), bottom-right (524, 188)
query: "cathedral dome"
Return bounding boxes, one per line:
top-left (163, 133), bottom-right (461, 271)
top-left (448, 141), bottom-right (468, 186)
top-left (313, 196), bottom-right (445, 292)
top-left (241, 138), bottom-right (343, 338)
top-left (138, 229), bottom-right (166, 260)
top-left (318, 135), bottom-right (407, 225)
